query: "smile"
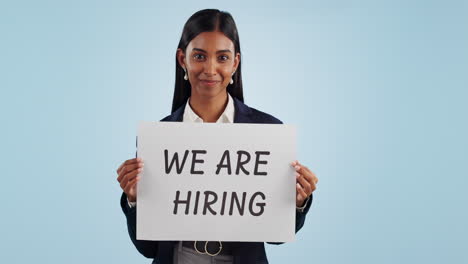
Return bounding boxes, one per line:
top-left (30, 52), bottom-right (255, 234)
top-left (200, 80), bottom-right (220, 86)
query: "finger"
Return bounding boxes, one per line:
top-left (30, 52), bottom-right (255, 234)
top-left (296, 183), bottom-right (308, 200)
top-left (124, 176), bottom-right (140, 194)
top-left (295, 161), bottom-right (318, 184)
top-left (120, 168), bottom-right (142, 190)
top-left (306, 170), bottom-right (318, 185)
top-left (312, 175), bottom-right (319, 185)
top-left (296, 193), bottom-right (305, 206)
top-left (117, 162), bottom-right (144, 183)
top-left (121, 162), bottom-right (144, 176)
top-left (302, 170), bottom-right (317, 186)
top-left (125, 175), bottom-right (140, 193)
top-left (117, 158), bottom-right (136, 174)
top-left (298, 172), bottom-right (317, 193)
top-left (300, 168), bottom-right (315, 184)
top-left (294, 164), bottom-right (312, 183)
top-left (297, 173), bottom-right (312, 195)
top-left (117, 158), bottom-right (142, 174)
top-left (117, 158), bottom-right (143, 175)
top-left (310, 181), bottom-right (317, 192)
top-left (294, 161), bottom-right (310, 174)
top-left (297, 170), bottom-right (317, 193)
top-left (295, 161), bottom-right (308, 171)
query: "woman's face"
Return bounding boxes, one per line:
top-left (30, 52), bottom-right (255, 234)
top-left (177, 31), bottom-right (240, 99)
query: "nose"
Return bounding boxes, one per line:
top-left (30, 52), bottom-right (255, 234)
top-left (203, 58), bottom-right (217, 76)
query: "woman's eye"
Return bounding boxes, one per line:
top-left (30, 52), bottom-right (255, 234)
top-left (193, 54), bottom-right (205, 60)
top-left (219, 55), bottom-right (229, 61)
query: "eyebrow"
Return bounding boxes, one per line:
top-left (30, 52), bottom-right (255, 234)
top-left (192, 48), bottom-right (232, 54)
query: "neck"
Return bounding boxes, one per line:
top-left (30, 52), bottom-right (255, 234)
top-left (189, 91), bottom-right (228, 123)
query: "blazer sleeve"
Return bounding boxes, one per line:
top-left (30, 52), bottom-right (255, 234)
top-left (120, 192), bottom-right (160, 258)
top-left (120, 136), bottom-right (160, 258)
top-left (295, 193), bottom-right (313, 232)
top-left (266, 193), bottom-right (313, 245)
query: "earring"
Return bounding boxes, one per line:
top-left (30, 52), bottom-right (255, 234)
top-left (183, 68), bottom-right (188, 81)
top-left (230, 72), bottom-right (235, 84)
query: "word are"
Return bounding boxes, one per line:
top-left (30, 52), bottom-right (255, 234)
top-left (173, 190), bottom-right (266, 216)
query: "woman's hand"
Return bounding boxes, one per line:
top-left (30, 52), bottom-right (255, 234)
top-left (116, 157), bottom-right (144, 202)
top-left (293, 160), bottom-right (318, 207)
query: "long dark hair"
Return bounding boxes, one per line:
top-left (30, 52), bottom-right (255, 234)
top-left (171, 9), bottom-right (244, 113)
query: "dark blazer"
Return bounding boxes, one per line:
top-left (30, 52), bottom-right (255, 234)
top-left (120, 96), bottom-right (313, 264)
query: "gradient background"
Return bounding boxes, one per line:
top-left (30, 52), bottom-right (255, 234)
top-left (1, 0), bottom-right (467, 263)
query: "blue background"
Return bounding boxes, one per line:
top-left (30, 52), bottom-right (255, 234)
top-left (1, 0), bottom-right (467, 263)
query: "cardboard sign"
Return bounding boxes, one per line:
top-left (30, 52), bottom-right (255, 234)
top-left (137, 122), bottom-right (296, 242)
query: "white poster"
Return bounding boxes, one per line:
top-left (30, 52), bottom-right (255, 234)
top-left (136, 122), bottom-right (296, 242)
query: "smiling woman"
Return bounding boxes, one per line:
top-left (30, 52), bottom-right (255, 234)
top-left (172, 11), bottom-right (243, 123)
top-left (116, 8), bottom-right (318, 264)
top-left (178, 32), bottom-right (239, 100)
top-left (177, 31), bottom-right (239, 122)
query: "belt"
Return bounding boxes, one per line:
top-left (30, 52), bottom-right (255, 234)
top-left (182, 241), bottom-right (233, 256)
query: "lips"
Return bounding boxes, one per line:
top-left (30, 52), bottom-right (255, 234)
top-left (200, 79), bottom-right (220, 86)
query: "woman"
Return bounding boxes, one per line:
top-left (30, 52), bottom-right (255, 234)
top-left (116, 9), bottom-right (318, 264)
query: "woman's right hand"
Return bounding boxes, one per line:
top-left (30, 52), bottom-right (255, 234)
top-left (116, 157), bottom-right (144, 202)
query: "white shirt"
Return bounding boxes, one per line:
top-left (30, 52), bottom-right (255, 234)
top-left (182, 93), bottom-right (235, 123)
top-left (127, 93), bottom-right (234, 208)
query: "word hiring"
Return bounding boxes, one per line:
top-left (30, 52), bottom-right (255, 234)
top-left (173, 190), bottom-right (266, 216)
top-left (164, 149), bottom-right (271, 175)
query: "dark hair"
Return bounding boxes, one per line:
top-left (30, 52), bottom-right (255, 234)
top-left (171, 9), bottom-right (244, 113)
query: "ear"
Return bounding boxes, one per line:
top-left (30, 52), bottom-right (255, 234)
top-left (177, 48), bottom-right (186, 69)
top-left (233, 52), bottom-right (241, 73)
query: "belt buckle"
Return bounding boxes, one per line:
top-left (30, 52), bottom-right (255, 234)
top-left (193, 241), bottom-right (222, 256)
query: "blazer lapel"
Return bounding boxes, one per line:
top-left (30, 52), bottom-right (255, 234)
top-left (233, 97), bottom-right (253, 123)
top-left (164, 103), bottom-right (185, 122)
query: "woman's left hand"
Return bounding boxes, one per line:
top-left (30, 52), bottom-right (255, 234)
top-left (292, 160), bottom-right (318, 207)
